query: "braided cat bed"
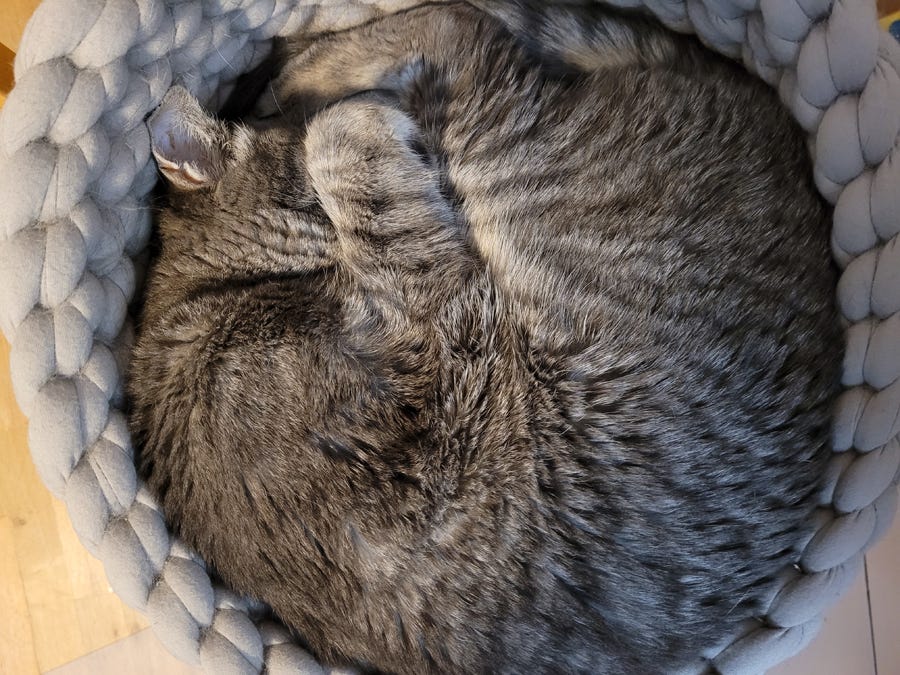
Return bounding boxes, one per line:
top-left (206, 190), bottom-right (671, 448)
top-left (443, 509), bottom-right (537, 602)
top-left (1, 0), bottom-right (898, 672)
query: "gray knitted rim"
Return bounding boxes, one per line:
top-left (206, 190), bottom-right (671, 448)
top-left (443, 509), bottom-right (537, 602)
top-left (0, 0), bottom-right (898, 672)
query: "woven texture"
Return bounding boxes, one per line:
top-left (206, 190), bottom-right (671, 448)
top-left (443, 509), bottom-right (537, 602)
top-left (0, 0), bottom-right (898, 672)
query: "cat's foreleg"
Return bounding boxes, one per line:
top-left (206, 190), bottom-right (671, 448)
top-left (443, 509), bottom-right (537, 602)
top-left (305, 97), bottom-right (472, 306)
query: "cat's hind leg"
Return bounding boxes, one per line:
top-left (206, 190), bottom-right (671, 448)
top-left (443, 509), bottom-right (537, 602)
top-left (252, 4), bottom-right (485, 123)
top-left (467, 0), bottom-right (683, 73)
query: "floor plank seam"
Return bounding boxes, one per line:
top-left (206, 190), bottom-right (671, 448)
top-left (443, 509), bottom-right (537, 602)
top-left (863, 555), bottom-right (879, 675)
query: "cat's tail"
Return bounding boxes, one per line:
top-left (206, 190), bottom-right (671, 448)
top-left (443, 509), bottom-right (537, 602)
top-left (466, 0), bottom-right (688, 73)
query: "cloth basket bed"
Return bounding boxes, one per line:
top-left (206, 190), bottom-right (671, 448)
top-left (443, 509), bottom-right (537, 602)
top-left (1, 0), bottom-right (899, 672)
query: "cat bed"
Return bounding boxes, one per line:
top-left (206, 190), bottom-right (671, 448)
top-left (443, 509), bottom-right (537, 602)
top-left (0, 0), bottom-right (898, 672)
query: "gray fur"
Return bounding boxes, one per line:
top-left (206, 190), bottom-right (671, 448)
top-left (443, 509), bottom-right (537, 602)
top-left (128, 3), bottom-right (843, 673)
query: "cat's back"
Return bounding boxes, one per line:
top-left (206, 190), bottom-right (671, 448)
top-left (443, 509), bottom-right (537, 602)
top-left (430, 10), bottom-right (833, 343)
top-left (416, 7), bottom-right (843, 666)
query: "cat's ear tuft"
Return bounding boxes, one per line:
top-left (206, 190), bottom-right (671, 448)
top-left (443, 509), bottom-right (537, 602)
top-left (148, 86), bottom-right (227, 191)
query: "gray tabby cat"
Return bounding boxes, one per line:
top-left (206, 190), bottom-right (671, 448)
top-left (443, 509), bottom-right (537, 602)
top-left (128, 2), bottom-right (843, 673)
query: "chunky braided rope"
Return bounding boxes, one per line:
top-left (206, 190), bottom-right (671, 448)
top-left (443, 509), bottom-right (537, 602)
top-left (0, 0), bottom-right (897, 672)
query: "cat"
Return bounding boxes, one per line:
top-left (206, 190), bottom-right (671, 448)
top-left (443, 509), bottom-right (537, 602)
top-left (127, 2), bottom-right (843, 673)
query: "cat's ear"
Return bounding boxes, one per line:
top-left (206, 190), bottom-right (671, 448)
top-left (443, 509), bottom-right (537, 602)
top-left (148, 86), bottom-right (227, 191)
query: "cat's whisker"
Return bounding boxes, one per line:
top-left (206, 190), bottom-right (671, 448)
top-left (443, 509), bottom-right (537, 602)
top-left (725, 589), bottom-right (752, 616)
top-left (269, 82), bottom-right (285, 117)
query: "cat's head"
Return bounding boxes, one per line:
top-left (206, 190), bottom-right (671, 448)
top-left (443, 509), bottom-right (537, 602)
top-left (148, 86), bottom-right (233, 192)
top-left (149, 85), bottom-right (304, 189)
top-left (146, 86), bottom-right (332, 271)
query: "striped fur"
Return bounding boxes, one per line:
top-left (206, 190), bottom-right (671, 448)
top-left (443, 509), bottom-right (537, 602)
top-left (129, 4), bottom-right (842, 673)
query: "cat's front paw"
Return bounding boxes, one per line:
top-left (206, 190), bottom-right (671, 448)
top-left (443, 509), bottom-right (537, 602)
top-left (305, 98), bottom-right (433, 211)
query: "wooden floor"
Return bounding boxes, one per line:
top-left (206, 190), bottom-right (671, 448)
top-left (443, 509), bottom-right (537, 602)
top-left (0, 1), bottom-right (898, 673)
top-left (0, 335), bottom-right (149, 674)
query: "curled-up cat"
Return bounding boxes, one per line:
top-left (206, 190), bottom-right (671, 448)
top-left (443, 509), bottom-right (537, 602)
top-left (128, 3), bottom-right (843, 673)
